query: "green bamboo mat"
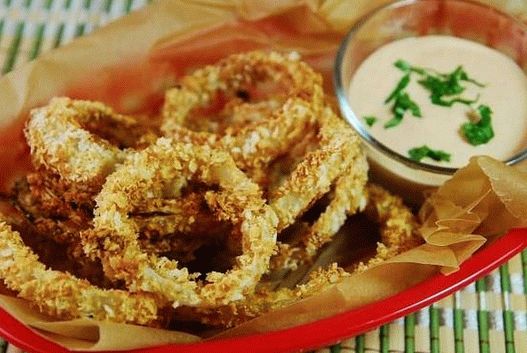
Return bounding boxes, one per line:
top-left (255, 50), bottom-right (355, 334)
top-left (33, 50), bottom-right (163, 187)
top-left (0, 1), bottom-right (526, 352)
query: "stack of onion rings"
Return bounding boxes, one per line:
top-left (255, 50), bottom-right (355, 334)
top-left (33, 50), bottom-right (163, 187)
top-left (84, 138), bottom-right (278, 307)
top-left (0, 51), bottom-right (423, 330)
top-left (173, 184), bottom-right (421, 328)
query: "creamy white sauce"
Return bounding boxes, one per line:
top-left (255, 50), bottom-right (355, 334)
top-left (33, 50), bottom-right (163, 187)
top-left (348, 35), bottom-right (527, 168)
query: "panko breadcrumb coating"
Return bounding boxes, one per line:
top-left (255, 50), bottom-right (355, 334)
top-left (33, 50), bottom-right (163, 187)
top-left (0, 221), bottom-right (161, 325)
top-left (269, 107), bottom-right (364, 231)
top-left (0, 51), bottom-right (423, 330)
top-left (354, 184), bottom-right (423, 273)
top-left (84, 138), bottom-right (278, 308)
top-left (162, 51), bottom-right (325, 186)
top-left (162, 50), bottom-right (323, 135)
top-left (176, 263), bottom-right (350, 328)
top-left (25, 97), bottom-right (155, 184)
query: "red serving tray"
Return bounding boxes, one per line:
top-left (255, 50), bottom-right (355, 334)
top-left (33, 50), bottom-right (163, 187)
top-left (1, 228), bottom-right (526, 353)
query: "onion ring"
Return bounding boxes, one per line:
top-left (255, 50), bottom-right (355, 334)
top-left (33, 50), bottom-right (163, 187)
top-left (270, 152), bottom-right (369, 271)
top-left (0, 221), bottom-right (161, 325)
top-left (83, 138), bottom-right (278, 307)
top-left (12, 173), bottom-right (223, 268)
top-left (25, 97), bottom-right (157, 203)
top-left (354, 184), bottom-right (423, 273)
top-left (269, 107), bottom-right (364, 232)
top-left (176, 263), bottom-right (349, 328)
top-left (164, 98), bottom-right (321, 186)
top-left (161, 51), bottom-right (324, 183)
top-left (162, 51), bottom-right (323, 135)
top-left (175, 185), bottom-right (420, 328)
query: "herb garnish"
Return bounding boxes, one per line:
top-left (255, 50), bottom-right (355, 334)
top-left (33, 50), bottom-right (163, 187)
top-left (395, 60), bottom-right (484, 108)
top-left (363, 116), bottom-right (378, 127)
top-left (408, 145), bottom-right (451, 163)
top-left (385, 92), bottom-right (422, 128)
top-left (394, 59), bottom-right (426, 75)
top-left (363, 59), bottom-right (494, 147)
top-left (385, 73), bottom-right (411, 104)
top-left (462, 105), bottom-right (495, 145)
top-left (383, 73), bottom-right (422, 128)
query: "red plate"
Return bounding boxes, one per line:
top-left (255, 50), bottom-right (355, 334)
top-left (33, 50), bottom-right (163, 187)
top-left (1, 228), bottom-right (526, 353)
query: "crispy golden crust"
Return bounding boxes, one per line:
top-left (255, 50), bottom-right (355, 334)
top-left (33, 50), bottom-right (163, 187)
top-left (269, 107), bottom-right (364, 232)
top-left (15, 170), bottom-right (219, 253)
top-left (11, 173), bottom-right (219, 286)
top-left (218, 98), bottom-right (320, 179)
top-left (270, 152), bottom-right (369, 271)
top-left (162, 51), bottom-right (325, 184)
top-left (304, 155), bottom-right (368, 255)
top-left (354, 184), bottom-right (423, 273)
top-left (85, 138), bottom-right (278, 307)
top-left (176, 263), bottom-right (349, 328)
top-left (132, 192), bottom-right (224, 237)
top-left (162, 51), bottom-right (323, 134)
top-left (0, 221), bottom-right (161, 325)
top-left (25, 97), bottom-right (156, 197)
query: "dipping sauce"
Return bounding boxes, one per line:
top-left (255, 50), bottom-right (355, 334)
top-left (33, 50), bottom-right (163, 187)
top-left (348, 35), bottom-right (527, 168)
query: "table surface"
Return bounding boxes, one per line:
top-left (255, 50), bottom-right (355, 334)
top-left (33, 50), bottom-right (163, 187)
top-left (0, 1), bottom-right (526, 352)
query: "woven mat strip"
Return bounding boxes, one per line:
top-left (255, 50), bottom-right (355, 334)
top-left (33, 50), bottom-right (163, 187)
top-left (0, 1), bottom-right (526, 352)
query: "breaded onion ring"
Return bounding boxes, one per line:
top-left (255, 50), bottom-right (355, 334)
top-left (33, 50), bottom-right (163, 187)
top-left (83, 138), bottom-right (278, 307)
top-left (270, 107), bottom-right (364, 232)
top-left (354, 184), bottom-right (423, 273)
top-left (215, 98), bottom-right (319, 182)
top-left (270, 152), bottom-right (369, 271)
top-left (25, 97), bottom-right (156, 198)
top-left (176, 263), bottom-right (350, 328)
top-left (0, 221), bottom-right (160, 325)
top-left (12, 173), bottom-right (222, 268)
top-left (164, 97), bottom-right (321, 185)
top-left (161, 51), bottom-right (324, 183)
top-left (178, 186), bottom-right (420, 328)
top-left (162, 51), bottom-right (323, 134)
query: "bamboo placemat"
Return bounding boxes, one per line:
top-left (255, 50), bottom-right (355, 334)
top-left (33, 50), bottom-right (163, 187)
top-left (0, 1), bottom-right (526, 352)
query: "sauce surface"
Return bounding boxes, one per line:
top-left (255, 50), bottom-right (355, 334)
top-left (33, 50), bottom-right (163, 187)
top-left (348, 35), bottom-right (527, 168)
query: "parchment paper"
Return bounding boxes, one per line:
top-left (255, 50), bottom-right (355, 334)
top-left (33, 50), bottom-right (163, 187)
top-left (0, 0), bottom-right (526, 350)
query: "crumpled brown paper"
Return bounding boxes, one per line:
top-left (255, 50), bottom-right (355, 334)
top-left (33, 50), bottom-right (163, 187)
top-left (0, 0), bottom-right (526, 351)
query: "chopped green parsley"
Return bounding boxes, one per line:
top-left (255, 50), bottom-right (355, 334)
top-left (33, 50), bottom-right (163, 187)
top-left (383, 73), bottom-right (421, 128)
top-left (395, 60), bottom-right (484, 108)
top-left (365, 59), bottom-right (494, 146)
top-left (363, 116), bottom-right (378, 127)
top-left (408, 145), bottom-right (451, 163)
top-left (462, 105), bottom-right (495, 145)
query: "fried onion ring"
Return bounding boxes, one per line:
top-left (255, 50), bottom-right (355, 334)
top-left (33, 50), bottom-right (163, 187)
top-left (162, 51), bottom-right (323, 134)
top-left (269, 107), bottom-right (364, 232)
top-left (0, 221), bottom-right (160, 325)
top-left (161, 51), bottom-right (324, 184)
top-left (164, 97), bottom-right (321, 186)
top-left (354, 184), bottom-right (423, 273)
top-left (175, 263), bottom-right (349, 328)
top-left (270, 152), bottom-right (369, 271)
top-left (177, 185), bottom-right (420, 328)
top-left (25, 97), bottom-right (157, 201)
top-left (83, 138), bottom-right (278, 307)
